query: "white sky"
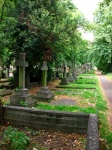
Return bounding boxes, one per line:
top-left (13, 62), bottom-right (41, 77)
top-left (72, 0), bottom-right (103, 41)
top-left (72, 0), bottom-right (103, 22)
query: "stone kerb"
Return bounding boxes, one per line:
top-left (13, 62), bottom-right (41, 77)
top-left (85, 114), bottom-right (99, 150)
top-left (1, 105), bottom-right (99, 149)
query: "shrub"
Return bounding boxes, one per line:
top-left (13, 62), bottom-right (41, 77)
top-left (3, 126), bottom-right (30, 150)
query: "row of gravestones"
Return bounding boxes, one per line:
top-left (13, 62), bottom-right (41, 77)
top-left (10, 53), bottom-right (54, 107)
top-left (0, 53), bottom-right (92, 107)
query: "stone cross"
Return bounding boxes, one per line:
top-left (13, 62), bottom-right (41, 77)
top-left (41, 61), bottom-right (48, 87)
top-left (15, 53), bottom-right (28, 89)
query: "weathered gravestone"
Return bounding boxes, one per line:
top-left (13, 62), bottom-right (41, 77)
top-left (10, 53), bottom-right (35, 107)
top-left (72, 62), bottom-right (77, 80)
top-left (0, 67), bottom-right (3, 81)
top-left (60, 63), bottom-right (69, 85)
top-left (34, 61), bottom-right (54, 101)
top-left (68, 63), bottom-right (74, 82)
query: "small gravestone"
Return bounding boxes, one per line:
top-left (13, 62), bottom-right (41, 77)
top-left (10, 53), bottom-right (35, 107)
top-left (68, 63), bottom-right (74, 82)
top-left (34, 61), bottom-right (54, 101)
top-left (60, 63), bottom-right (69, 85)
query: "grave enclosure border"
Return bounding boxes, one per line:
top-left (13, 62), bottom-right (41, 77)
top-left (0, 105), bottom-right (99, 150)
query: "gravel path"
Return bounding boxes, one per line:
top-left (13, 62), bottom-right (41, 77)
top-left (97, 74), bottom-right (112, 130)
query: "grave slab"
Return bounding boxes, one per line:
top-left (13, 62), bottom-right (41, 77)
top-left (50, 98), bottom-right (77, 106)
top-left (0, 90), bottom-right (12, 96)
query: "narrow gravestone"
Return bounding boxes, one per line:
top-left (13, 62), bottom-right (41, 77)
top-left (34, 61), bottom-right (54, 101)
top-left (60, 63), bottom-right (69, 85)
top-left (10, 53), bottom-right (35, 107)
top-left (68, 63), bottom-right (74, 82)
top-left (0, 67), bottom-right (3, 81)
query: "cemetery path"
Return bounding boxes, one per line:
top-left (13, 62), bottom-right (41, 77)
top-left (97, 72), bottom-right (112, 130)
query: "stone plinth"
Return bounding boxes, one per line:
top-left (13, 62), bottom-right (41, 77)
top-left (60, 77), bottom-right (69, 85)
top-left (34, 87), bottom-right (54, 102)
top-left (10, 88), bottom-right (35, 107)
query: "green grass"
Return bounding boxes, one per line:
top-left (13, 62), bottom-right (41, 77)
top-left (35, 72), bottom-right (112, 149)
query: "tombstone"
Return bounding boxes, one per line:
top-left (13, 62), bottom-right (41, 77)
top-left (72, 61), bottom-right (77, 80)
top-left (10, 53), bottom-right (35, 107)
top-left (0, 67), bottom-right (3, 81)
top-left (77, 64), bottom-right (82, 75)
top-left (0, 99), bottom-right (4, 124)
top-left (68, 63), bottom-right (74, 82)
top-left (5, 68), bottom-right (9, 78)
top-left (34, 61), bottom-right (54, 101)
top-left (82, 64), bottom-right (86, 73)
top-left (60, 63), bottom-right (69, 85)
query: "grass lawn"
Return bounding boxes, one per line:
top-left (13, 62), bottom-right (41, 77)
top-left (35, 72), bottom-right (112, 150)
top-left (1, 71), bottom-right (112, 149)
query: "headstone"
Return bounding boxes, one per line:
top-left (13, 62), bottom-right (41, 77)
top-left (34, 61), bottom-right (54, 101)
top-left (0, 67), bottom-right (3, 81)
top-left (10, 53), bottom-right (35, 107)
top-left (68, 63), bottom-right (74, 82)
top-left (60, 63), bottom-right (69, 85)
top-left (82, 64), bottom-right (86, 73)
top-left (72, 61), bottom-right (77, 80)
top-left (0, 99), bottom-right (4, 124)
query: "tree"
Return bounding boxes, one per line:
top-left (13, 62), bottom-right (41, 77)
top-left (0, 0), bottom-right (90, 80)
top-left (87, 1), bottom-right (112, 73)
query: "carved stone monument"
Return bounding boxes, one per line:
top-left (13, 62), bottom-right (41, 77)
top-left (60, 63), bottom-right (69, 85)
top-left (10, 53), bottom-right (35, 107)
top-left (35, 61), bottom-right (54, 101)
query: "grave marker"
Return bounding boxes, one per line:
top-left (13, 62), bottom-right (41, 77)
top-left (68, 62), bottom-right (74, 82)
top-left (60, 63), bottom-right (69, 85)
top-left (35, 61), bottom-right (54, 101)
top-left (10, 53), bottom-right (35, 107)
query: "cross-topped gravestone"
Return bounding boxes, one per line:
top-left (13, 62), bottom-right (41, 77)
top-left (41, 61), bottom-right (48, 87)
top-left (60, 63), bottom-right (69, 85)
top-left (34, 61), bottom-right (54, 101)
top-left (16, 53), bottom-right (28, 88)
top-left (68, 62), bottom-right (74, 82)
top-left (10, 53), bottom-right (35, 107)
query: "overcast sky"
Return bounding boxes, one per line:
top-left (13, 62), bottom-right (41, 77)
top-left (72, 0), bottom-right (103, 22)
top-left (72, 0), bottom-right (103, 41)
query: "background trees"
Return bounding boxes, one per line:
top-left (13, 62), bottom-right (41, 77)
top-left (87, 0), bottom-right (112, 73)
top-left (0, 0), bottom-right (90, 80)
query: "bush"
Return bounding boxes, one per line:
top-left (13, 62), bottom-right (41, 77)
top-left (3, 126), bottom-right (30, 150)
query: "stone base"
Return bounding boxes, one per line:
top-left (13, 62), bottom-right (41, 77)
top-left (68, 76), bottom-right (74, 82)
top-left (34, 87), bottom-right (54, 102)
top-left (10, 88), bottom-right (36, 107)
top-left (60, 77), bottom-right (69, 85)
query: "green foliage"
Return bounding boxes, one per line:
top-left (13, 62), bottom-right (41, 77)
top-left (0, 0), bottom-right (90, 80)
top-left (3, 126), bottom-right (30, 150)
top-left (19, 101), bottom-right (28, 107)
top-left (87, 1), bottom-right (112, 73)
